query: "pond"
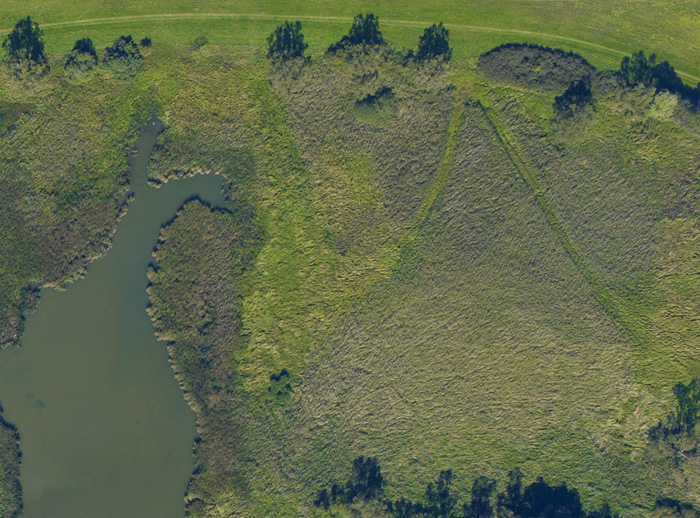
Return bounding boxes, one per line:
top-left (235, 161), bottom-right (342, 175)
top-left (0, 119), bottom-right (225, 517)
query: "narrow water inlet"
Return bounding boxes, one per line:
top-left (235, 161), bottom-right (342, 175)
top-left (0, 119), bottom-right (226, 518)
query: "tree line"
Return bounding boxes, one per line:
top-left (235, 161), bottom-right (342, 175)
top-left (267, 14), bottom-right (452, 63)
top-left (313, 457), bottom-right (621, 518)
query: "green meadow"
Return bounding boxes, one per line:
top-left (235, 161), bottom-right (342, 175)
top-left (1, 1), bottom-right (700, 517)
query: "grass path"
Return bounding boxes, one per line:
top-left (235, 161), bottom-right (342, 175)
top-left (476, 99), bottom-right (653, 355)
top-left (2, 11), bottom-right (698, 83)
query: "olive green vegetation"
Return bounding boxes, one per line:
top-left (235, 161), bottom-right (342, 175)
top-left (1, 2), bottom-right (700, 517)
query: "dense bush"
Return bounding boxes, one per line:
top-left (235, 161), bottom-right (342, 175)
top-left (2, 16), bottom-right (46, 68)
top-left (417, 23), bottom-right (452, 62)
top-left (328, 13), bottom-right (383, 53)
top-left (140, 37), bottom-right (152, 47)
top-left (267, 21), bottom-right (308, 60)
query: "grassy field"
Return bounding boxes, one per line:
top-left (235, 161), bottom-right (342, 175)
top-left (1, 1), bottom-right (700, 517)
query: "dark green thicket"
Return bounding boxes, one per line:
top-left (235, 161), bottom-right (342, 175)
top-left (103, 35), bottom-right (143, 78)
top-left (650, 378), bottom-right (700, 438)
top-left (267, 20), bottom-right (308, 60)
top-left (65, 37), bottom-right (98, 71)
top-left (140, 37), bottom-right (152, 47)
top-left (417, 23), bottom-right (452, 62)
top-left (620, 50), bottom-right (700, 103)
top-left (2, 16), bottom-right (46, 67)
top-left (316, 459), bottom-right (620, 517)
top-left (553, 76), bottom-right (594, 119)
top-left (328, 13), bottom-right (383, 52)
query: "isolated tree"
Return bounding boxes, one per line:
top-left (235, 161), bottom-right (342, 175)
top-left (267, 20), bottom-right (308, 60)
top-left (417, 22), bottom-right (452, 61)
top-left (2, 16), bottom-right (46, 66)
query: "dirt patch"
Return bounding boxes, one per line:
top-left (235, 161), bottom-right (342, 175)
top-left (478, 43), bottom-right (596, 91)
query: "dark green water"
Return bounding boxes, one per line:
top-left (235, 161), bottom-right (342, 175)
top-left (0, 120), bottom-right (225, 517)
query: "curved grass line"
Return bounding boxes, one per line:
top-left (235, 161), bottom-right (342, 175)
top-left (1, 12), bottom-right (698, 82)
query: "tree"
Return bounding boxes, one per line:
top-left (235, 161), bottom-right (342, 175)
top-left (620, 50), bottom-right (655, 86)
top-left (267, 21), bottom-right (308, 60)
top-left (347, 14), bottom-right (383, 45)
top-left (65, 37), bottom-right (98, 71)
top-left (553, 76), bottom-right (594, 119)
top-left (465, 476), bottom-right (497, 518)
top-left (103, 35), bottom-right (144, 78)
top-left (328, 13), bottom-right (383, 52)
top-left (2, 16), bottom-right (46, 67)
top-left (417, 23), bottom-right (452, 62)
top-left (73, 38), bottom-right (97, 60)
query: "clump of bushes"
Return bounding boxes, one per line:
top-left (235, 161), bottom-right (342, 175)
top-left (267, 20), bottom-right (308, 60)
top-left (269, 368), bottom-right (293, 398)
top-left (417, 23), bottom-right (452, 62)
top-left (328, 13), bottom-right (383, 53)
top-left (65, 37), bottom-right (98, 73)
top-left (103, 35), bottom-right (144, 79)
top-left (140, 37), bottom-right (152, 48)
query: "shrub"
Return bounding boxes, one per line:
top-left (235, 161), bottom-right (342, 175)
top-left (328, 13), bottom-right (383, 53)
top-left (2, 16), bottom-right (46, 67)
top-left (267, 20), bottom-right (308, 60)
top-left (417, 23), bottom-right (452, 62)
top-left (140, 37), bottom-right (152, 47)
top-left (192, 35), bottom-right (208, 51)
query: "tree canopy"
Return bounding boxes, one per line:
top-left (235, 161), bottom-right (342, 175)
top-left (103, 35), bottom-right (144, 78)
top-left (267, 21), bottom-right (308, 60)
top-left (2, 16), bottom-right (46, 66)
top-left (65, 37), bottom-right (98, 71)
top-left (417, 23), bottom-right (452, 61)
top-left (73, 38), bottom-right (97, 59)
top-left (328, 13), bottom-right (383, 52)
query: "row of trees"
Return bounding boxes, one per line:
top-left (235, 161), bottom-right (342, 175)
top-left (314, 458), bottom-right (620, 518)
top-left (267, 14), bottom-right (452, 63)
top-left (2, 15), bottom-right (150, 77)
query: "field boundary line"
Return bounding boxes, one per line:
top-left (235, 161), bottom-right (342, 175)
top-left (0, 12), bottom-right (697, 83)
